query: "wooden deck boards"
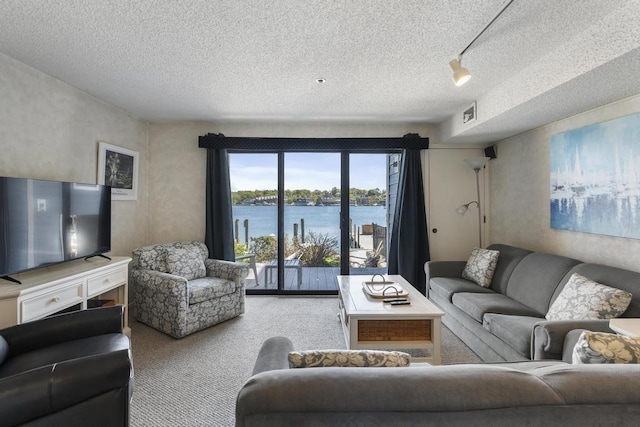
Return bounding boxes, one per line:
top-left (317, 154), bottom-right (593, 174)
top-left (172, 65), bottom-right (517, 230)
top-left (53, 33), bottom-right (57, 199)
top-left (245, 265), bottom-right (386, 291)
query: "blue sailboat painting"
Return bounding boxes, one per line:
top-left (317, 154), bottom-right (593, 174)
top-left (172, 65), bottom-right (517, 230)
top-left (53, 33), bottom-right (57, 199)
top-left (550, 112), bottom-right (640, 239)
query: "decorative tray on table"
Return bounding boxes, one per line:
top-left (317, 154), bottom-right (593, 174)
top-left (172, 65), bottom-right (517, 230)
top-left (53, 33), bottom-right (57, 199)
top-left (361, 274), bottom-right (409, 298)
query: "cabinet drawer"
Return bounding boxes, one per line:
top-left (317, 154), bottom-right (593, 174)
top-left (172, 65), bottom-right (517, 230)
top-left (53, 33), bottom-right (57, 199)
top-left (87, 268), bottom-right (126, 297)
top-left (21, 282), bottom-right (84, 322)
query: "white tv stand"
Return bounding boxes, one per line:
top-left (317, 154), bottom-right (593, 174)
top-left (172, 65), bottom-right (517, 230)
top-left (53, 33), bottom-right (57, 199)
top-left (0, 256), bottom-right (131, 333)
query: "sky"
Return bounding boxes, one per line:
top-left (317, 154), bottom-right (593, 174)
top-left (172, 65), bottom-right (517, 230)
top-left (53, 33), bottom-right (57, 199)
top-left (229, 153), bottom-right (387, 192)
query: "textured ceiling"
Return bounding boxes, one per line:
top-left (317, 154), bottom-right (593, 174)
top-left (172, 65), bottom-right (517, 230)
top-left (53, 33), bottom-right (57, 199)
top-left (1, 0), bottom-right (639, 144)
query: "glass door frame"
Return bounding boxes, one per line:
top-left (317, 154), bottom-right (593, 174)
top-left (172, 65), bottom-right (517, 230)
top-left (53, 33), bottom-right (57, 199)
top-left (235, 149), bottom-right (399, 296)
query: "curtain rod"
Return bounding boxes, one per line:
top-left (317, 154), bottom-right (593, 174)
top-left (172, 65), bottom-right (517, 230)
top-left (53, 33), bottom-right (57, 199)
top-left (198, 133), bottom-right (429, 150)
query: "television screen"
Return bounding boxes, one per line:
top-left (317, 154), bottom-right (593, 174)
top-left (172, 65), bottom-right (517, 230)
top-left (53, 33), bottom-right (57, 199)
top-left (0, 177), bottom-right (111, 278)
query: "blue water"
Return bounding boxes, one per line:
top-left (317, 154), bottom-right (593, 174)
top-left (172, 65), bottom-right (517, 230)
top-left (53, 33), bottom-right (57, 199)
top-left (233, 205), bottom-right (386, 242)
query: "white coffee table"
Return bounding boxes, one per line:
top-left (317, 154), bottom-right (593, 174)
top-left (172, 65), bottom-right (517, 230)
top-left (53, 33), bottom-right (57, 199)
top-left (337, 275), bottom-right (444, 364)
top-left (609, 318), bottom-right (640, 337)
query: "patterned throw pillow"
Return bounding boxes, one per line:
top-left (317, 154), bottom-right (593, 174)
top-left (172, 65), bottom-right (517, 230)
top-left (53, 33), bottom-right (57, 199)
top-left (461, 248), bottom-right (500, 287)
top-left (546, 273), bottom-right (632, 321)
top-left (288, 349), bottom-right (411, 368)
top-left (165, 247), bottom-right (207, 280)
top-left (573, 331), bottom-right (640, 364)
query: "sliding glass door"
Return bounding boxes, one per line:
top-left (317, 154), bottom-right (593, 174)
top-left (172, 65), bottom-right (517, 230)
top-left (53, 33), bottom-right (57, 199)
top-left (230, 151), bottom-right (391, 295)
top-left (283, 152), bottom-right (341, 291)
top-left (348, 153), bottom-right (388, 276)
top-left (229, 153), bottom-right (279, 290)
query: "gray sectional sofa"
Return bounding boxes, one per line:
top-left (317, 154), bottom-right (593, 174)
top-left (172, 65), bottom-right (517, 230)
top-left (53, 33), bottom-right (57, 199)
top-left (236, 336), bottom-right (640, 426)
top-left (426, 243), bottom-right (640, 361)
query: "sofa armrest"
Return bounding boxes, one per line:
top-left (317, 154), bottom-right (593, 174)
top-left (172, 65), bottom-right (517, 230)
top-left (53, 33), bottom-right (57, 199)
top-left (424, 261), bottom-right (466, 280)
top-left (531, 319), bottom-right (613, 360)
top-left (204, 259), bottom-right (249, 283)
top-left (1, 306), bottom-right (124, 357)
top-left (0, 349), bottom-right (132, 426)
top-left (252, 336), bottom-right (295, 376)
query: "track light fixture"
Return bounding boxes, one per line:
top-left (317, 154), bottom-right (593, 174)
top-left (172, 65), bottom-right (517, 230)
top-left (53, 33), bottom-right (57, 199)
top-left (449, 0), bottom-right (516, 87)
top-left (450, 57), bottom-right (471, 86)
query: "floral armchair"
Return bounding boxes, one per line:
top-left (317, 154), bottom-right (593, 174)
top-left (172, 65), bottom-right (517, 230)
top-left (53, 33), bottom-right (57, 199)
top-left (131, 241), bottom-right (249, 338)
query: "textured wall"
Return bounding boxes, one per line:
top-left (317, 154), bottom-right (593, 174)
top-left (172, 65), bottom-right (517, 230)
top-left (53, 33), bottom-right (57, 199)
top-left (0, 53), bottom-right (149, 258)
top-left (147, 122), bottom-right (436, 245)
top-left (491, 94), bottom-right (640, 271)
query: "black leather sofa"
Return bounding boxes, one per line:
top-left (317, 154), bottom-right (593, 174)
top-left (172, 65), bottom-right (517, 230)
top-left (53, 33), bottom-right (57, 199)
top-left (0, 306), bottom-right (133, 426)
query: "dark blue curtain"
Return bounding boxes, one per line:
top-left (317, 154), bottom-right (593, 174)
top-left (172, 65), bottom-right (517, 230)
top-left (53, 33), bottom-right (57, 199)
top-left (205, 148), bottom-right (235, 261)
top-left (387, 149), bottom-right (430, 294)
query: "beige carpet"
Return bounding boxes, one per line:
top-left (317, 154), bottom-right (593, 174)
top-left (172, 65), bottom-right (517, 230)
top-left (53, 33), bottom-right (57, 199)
top-left (129, 295), bottom-right (481, 426)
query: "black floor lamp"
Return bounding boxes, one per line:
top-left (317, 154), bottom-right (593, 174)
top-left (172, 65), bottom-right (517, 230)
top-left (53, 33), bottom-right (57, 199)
top-left (457, 157), bottom-right (490, 248)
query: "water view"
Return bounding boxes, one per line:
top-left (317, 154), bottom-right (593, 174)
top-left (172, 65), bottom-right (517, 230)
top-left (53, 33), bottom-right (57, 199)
top-left (233, 205), bottom-right (386, 242)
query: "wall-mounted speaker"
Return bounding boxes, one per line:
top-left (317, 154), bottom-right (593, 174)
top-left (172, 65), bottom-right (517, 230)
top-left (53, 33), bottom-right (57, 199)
top-left (484, 145), bottom-right (497, 159)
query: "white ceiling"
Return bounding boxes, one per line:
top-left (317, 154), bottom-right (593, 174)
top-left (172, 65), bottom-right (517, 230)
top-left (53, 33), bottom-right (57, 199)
top-left (1, 0), bottom-right (639, 144)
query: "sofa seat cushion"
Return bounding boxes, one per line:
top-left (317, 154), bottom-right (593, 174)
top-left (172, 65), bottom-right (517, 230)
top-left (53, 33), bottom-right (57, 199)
top-left (429, 277), bottom-right (495, 302)
top-left (188, 277), bottom-right (237, 304)
top-left (452, 293), bottom-right (541, 323)
top-left (483, 314), bottom-right (543, 358)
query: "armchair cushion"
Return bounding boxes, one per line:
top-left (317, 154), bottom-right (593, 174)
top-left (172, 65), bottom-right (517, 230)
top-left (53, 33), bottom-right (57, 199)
top-left (188, 277), bottom-right (237, 304)
top-left (166, 246), bottom-right (207, 280)
top-left (0, 334), bottom-right (130, 378)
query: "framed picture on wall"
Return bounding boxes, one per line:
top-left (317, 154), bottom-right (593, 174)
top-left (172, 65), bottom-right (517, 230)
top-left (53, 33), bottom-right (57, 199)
top-left (550, 112), bottom-right (640, 239)
top-left (97, 141), bottom-right (139, 200)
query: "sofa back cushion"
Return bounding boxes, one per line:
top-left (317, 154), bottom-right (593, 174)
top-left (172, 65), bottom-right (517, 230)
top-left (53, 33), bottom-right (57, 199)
top-left (485, 244), bottom-right (533, 294)
top-left (552, 263), bottom-right (640, 318)
top-left (505, 253), bottom-right (581, 316)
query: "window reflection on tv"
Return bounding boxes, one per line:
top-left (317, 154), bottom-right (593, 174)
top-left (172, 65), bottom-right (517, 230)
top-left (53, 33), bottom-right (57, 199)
top-left (0, 177), bottom-right (111, 277)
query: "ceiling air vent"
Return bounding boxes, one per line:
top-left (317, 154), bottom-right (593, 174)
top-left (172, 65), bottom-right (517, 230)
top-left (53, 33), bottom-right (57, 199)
top-left (463, 101), bottom-right (477, 124)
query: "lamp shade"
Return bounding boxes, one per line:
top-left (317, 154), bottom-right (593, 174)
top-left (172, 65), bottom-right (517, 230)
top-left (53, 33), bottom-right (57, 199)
top-left (464, 157), bottom-right (490, 171)
top-left (456, 204), bottom-right (470, 215)
top-left (449, 58), bottom-right (471, 86)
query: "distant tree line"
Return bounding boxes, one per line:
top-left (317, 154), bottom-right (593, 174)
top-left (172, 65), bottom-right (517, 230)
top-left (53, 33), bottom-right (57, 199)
top-left (232, 187), bottom-right (386, 205)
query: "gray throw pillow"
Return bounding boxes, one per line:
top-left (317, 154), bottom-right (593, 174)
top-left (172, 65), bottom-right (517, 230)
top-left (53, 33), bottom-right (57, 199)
top-left (462, 247), bottom-right (500, 287)
top-left (573, 331), bottom-right (640, 364)
top-left (288, 349), bottom-right (411, 368)
top-left (546, 273), bottom-right (632, 321)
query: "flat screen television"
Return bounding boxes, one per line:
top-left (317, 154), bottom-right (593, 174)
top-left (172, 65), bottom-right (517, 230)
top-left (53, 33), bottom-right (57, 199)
top-left (0, 176), bottom-right (111, 281)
